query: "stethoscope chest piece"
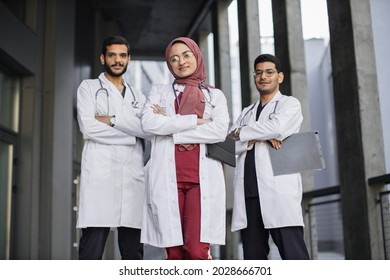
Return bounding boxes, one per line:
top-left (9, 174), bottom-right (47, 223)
top-left (239, 100), bottom-right (279, 126)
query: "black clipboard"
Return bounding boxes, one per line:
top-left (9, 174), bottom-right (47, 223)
top-left (268, 131), bottom-right (326, 176)
top-left (206, 136), bottom-right (236, 167)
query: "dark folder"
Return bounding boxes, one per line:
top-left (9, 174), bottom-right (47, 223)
top-left (268, 131), bottom-right (326, 176)
top-left (206, 136), bottom-right (236, 167)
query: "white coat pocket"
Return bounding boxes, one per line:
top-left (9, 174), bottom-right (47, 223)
top-left (273, 174), bottom-right (301, 195)
top-left (89, 148), bottom-right (111, 180)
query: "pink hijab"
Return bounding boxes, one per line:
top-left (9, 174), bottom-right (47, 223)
top-left (165, 37), bottom-right (206, 118)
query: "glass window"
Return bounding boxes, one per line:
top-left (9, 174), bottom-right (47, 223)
top-left (258, 0), bottom-right (275, 54)
top-left (0, 141), bottom-right (13, 259)
top-left (0, 71), bottom-right (20, 132)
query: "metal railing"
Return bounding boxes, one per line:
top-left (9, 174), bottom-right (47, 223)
top-left (368, 173), bottom-right (390, 259)
top-left (304, 186), bottom-right (344, 260)
top-left (379, 191), bottom-right (390, 259)
top-left (302, 173), bottom-right (390, 260)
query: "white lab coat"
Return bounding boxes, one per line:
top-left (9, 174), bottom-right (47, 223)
top-left (230, 91), bottom-right (305, 231)
top-left (76, 73), bottom-right (151, 229)
top-left (140, 84), bottom-right (229, 248)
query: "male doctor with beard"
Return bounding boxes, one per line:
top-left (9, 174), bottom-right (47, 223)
top-left (76, 35), bottom-right (151, 260)
top-left (230, 54), bottom-right (310, 260)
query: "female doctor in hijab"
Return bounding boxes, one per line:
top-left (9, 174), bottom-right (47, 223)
top-left (140, 37), bottom-right (229, 260)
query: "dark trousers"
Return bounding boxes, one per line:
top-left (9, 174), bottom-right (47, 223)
top-left (241, 197), bottom-right (310, 260)
top-left (166, 183), bottom-right (210, 260)
top-left (78, 227), bottom-right (143, 260)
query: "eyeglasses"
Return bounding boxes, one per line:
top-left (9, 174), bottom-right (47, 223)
top-left (253, 69), bottom-right (277, 77)
top-left (169, 51), bottom-right (195, 65)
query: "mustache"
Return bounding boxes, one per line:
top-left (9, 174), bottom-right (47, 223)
top-left (111, 63), bottom-right (124, 67)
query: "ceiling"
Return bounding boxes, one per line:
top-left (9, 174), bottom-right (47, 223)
top-left (94, 0), bottom-right (215, 60)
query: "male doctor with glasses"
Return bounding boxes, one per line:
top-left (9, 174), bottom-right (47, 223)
top-left (229, 54), bottom-right (310, 260)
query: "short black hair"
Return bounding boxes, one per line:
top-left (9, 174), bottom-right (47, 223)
top-left (101, 35), bottom-right (130, 55)
top-left (254, 54), bottom-right (282, 72)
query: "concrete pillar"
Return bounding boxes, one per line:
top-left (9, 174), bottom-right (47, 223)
top-left (327, 0), bottom-right (386, 259)
top-left (237, 0), bottom-right (261, 107)
top-left (211, 0), bottom-right (238, 260)
top-left (271, 0), bottom-right (311, 133)
top-left (213, 0), bottom-right (233, 117)
top-left (271, 0), bottom-right (315, 257)
top-left (41, 0), bottom-right (76, 259)
top-left (198, 32), bottom-right (211, 82)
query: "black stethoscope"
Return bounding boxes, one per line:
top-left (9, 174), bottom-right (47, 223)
top-left (95, 78), bottom-right (139, 115)
top-left (239, 100), bottom-right (279, 126)
top-left (172, 82), bottom-right (215, 109)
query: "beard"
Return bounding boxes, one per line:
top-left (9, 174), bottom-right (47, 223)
top-left (103, 61), bottom-right (128, 77)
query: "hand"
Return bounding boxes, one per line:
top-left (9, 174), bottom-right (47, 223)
top-left (197, 118), bottom-right (211, 125)
top-left (248, 140), bottom-right (257, 147)
top-left (229, 127), bottom-right (241, 141)
top-left (268, 139), bottom-right (282, 149)
top-left (151, 104), bottom-right (165, 115)
top-left (95, 115), bottom-right (111, 125)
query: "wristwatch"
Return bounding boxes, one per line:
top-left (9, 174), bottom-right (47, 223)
top-left (109, 115), bottom-right (116, 127)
